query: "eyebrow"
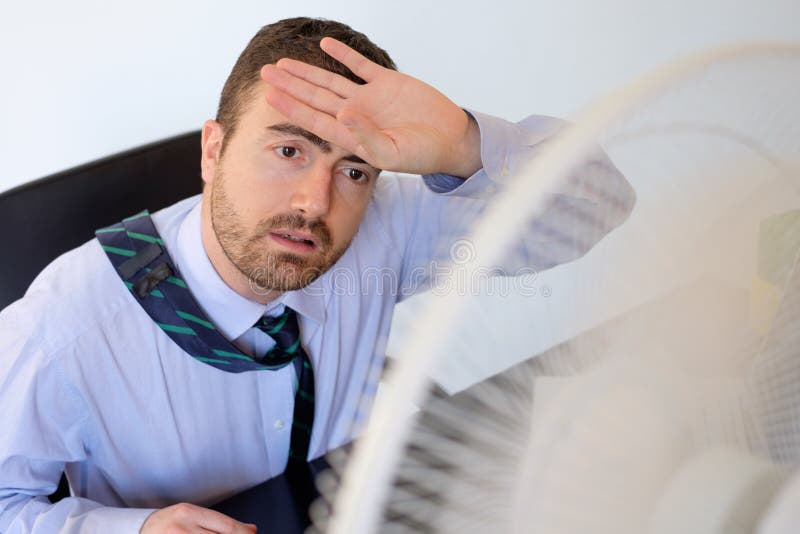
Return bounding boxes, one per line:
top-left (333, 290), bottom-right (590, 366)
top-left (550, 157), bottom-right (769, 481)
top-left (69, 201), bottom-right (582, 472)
top-left (266, 123), bottom-right (371, 166)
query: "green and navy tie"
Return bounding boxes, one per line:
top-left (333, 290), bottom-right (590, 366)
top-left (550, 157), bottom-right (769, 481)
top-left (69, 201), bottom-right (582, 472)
top-left (95, 211), bottom-right (317, 472)
top-left (255, 307), bottom-right (315, 467)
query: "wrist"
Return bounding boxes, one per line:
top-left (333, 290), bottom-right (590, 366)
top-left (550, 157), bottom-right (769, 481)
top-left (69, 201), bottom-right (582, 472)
top-left (442, 111), bottom-right (482, 178)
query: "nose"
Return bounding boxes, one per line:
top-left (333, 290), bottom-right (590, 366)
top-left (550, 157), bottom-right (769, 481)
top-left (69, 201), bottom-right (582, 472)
top-left (289, 164), bottom-right (331, 219)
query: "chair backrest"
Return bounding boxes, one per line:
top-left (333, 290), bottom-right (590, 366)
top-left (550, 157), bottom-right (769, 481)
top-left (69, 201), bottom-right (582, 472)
top-left (0, 131), bottom-right (202, 310)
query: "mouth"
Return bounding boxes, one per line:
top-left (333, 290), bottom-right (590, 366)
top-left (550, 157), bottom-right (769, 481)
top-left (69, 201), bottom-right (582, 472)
top-left (269, 231), bottom-right (318, 252)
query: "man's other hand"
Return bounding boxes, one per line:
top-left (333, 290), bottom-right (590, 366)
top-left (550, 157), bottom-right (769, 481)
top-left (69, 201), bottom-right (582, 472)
top-left (260, 37), bottom-right (482, 178)
top-left (140, 503), bottom-right (258, 533)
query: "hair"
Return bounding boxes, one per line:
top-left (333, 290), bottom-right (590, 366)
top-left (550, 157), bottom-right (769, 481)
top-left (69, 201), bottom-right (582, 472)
top-left (216, 17), bottom-right (397, 150)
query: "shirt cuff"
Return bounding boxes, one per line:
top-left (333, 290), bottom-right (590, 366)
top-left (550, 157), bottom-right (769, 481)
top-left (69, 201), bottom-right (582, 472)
top-left (79, 506), bottom-right (157, 533)
top-left (421, 110), bottom-right (566, 199)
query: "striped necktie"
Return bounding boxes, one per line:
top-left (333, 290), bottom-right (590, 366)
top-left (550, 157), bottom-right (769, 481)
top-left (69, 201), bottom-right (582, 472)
top-left (255, 307), bottom-right (315, 467)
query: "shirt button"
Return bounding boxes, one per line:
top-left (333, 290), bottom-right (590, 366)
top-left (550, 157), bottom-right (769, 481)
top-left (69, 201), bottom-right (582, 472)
top-left (486, 185), bottom-right (497, 194)
top-left (274, 420), bottom-right (285, 430)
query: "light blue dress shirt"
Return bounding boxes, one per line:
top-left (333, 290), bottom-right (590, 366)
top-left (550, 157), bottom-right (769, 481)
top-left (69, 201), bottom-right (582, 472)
top-left (0, 111), bottom-right (635, 533)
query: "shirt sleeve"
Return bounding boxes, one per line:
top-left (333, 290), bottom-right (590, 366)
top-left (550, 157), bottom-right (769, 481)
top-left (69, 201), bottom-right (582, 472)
top-left (0, 306), bottom-right (155, 534)
top-left (379, 109), bottom-right (636, 301)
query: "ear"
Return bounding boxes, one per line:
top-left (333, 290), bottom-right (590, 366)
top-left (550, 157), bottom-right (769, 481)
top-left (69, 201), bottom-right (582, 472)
top-left (200, 120), bottom-right (225, 186)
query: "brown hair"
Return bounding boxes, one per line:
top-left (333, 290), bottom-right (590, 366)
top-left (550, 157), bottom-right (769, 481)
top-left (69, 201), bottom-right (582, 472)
top-left (216, 17), bottom-right (397, 149)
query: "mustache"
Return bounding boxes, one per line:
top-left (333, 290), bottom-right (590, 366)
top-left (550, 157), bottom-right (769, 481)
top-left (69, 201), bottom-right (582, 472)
top-left (255, 213), bottom-right (333, 249)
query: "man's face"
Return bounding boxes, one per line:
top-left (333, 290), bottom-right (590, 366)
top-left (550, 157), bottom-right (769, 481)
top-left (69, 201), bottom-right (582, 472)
top-left (202, 86), bottom-right (379, 295)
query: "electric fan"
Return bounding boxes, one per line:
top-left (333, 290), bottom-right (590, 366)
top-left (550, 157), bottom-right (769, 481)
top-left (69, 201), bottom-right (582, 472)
top-left (315, 43), bottom-right (800, 534)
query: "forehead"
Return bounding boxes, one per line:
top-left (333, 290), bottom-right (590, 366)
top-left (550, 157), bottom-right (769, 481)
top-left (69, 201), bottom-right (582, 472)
top-left (236, 82), bottom-right (287, 130)
top-left (237, 84), bottom-right (327, 145)
top-left (236, 83), bottom-right (376, 168)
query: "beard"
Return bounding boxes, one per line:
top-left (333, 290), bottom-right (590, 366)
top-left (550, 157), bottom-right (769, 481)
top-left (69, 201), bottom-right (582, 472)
top-left (210, 171), bottom-right (350, 294)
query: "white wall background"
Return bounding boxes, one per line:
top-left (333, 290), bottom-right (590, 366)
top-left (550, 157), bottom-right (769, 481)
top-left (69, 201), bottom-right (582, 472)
top-left (2, 0), bottom-right (798, 192)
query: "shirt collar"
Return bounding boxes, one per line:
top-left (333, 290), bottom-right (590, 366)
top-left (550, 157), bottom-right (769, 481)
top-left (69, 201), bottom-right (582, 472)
top-left (173, 200), bottom-right (326, 341)
top-left (282, 280), bottom-right (327, 325)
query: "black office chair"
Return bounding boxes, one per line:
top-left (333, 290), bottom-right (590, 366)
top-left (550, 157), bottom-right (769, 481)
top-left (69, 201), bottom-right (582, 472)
top-left (0, 130), bottom-right (203, 501)
top-left (0, 131), bottom-right (202, 309)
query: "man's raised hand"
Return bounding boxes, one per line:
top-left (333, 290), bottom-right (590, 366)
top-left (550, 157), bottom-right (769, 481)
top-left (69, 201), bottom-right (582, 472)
top-left (260, 37), bottom-right (482, 178)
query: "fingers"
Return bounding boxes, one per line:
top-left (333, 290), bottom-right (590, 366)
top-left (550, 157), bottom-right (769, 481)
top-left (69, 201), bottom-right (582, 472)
top-left (264, 85), bottom-right (359, 154)
top-left (193, 505), bottom-right (257, 533)
top-left (319, 37), bottom-right (384, 82)
top-left (261, 65), bottom-right (343, 116)
top-left (272, 58), bottom-right (357, 98)
top-left (337, 108), bottom-right (399, 167)
top-left (263, 83), bottom-right (397, 169)
top-left (140, 502), bottom-right (258, 533)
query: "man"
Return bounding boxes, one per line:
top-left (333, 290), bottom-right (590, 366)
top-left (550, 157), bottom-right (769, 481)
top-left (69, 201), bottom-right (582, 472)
top-left (0, 17), bottom-right (634, 534)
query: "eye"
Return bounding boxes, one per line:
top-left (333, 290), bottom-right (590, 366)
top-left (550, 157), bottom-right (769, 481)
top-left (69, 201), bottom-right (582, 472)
top-left (275, 146), bottom-right (300, 158)
top-left (344, 168), bottom-right (367, 181)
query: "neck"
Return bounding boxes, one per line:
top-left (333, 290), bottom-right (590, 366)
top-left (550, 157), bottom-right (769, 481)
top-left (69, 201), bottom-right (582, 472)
top-left (200, 191), bottom-right (282, 305)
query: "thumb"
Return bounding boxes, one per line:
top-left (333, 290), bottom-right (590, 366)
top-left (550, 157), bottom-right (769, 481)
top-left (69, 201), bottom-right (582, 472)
top-left (337, 107), bottom-right (398, 168)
